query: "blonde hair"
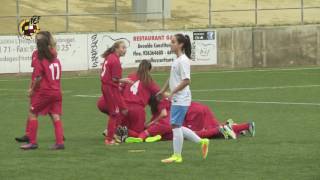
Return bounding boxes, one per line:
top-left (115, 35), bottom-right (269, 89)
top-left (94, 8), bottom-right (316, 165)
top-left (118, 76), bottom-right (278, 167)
top-left (137, 60), bottom-right (153, 85)
top-left (101, 40), bottom-right (125, 58)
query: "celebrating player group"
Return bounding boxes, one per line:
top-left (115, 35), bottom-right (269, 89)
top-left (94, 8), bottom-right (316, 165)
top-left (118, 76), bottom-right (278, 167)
top-left (15, 31), bottom-right (255, 163)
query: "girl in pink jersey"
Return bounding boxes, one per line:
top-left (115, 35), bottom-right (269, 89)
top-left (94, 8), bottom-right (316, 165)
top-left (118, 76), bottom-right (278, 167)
top-left (120, 60), bottom-right (160, 137)
top-left (20, 31), bottom-right (65, 150)
top-left (15, 34), bottom-right (58, 143)
top-left (99, 41), bottom-right (134, 145)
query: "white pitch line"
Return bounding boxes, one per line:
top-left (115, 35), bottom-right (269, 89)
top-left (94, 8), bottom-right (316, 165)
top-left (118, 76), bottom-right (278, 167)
top-left (1, 84), bottom-right (319, 94)
top-left (192, 84), bottom-right (320, 92)
top-left (188, 67), bottom-right (320, 75)
top-left (1, 67), bottom-right (320, 82)
top-left (0, 88), bottom-right (29, 92)
top-left (74, 94), bottom-right (100, 98)
top-left (153, 67), bottom-right (320, 76)
top-left (0, 76), bottom-right (99, 82)
top-left (194, 99), bottom-right (320, 106)
top-left (0, 89), bottom-right (74, 94)
top-left (73, 94), bottom-right (320, 107)
top-left (72, 84), bottom-right (320, 97)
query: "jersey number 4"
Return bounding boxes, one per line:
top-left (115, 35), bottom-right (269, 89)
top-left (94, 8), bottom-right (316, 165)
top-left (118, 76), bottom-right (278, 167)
top-left (49, 63), bottom-right (60, 80)
top-left (130, 80), bottom-right (140, 95)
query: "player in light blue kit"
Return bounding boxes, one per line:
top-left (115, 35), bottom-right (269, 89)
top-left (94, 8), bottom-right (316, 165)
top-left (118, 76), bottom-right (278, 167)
top-left (158, 34), bottom-right (209, 163)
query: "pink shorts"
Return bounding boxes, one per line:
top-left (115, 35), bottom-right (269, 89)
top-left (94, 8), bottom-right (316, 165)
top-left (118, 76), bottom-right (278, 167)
top-left (97, 96), bottom-right (109, 115)
top-left (101, 85), bottom-right (127, 116)
top-left (30, 90), bottom-right (39, 106)
top-left (30, 91), bottom-right (62, 115)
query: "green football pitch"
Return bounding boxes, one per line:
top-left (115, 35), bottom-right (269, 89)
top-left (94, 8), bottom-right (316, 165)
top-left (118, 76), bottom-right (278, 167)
top-left (0, 67), bottom-right (320, 180)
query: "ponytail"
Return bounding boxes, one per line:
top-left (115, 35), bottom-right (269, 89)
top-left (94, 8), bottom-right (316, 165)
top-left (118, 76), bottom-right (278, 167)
top-left (137, 60), bottom-right (153, 85)
top-left (174, 34), bottom-right (192, 59)
top-left (183, 35), bottom-right (192, 59)
top-left (149, 95), bottom-right (159, 115)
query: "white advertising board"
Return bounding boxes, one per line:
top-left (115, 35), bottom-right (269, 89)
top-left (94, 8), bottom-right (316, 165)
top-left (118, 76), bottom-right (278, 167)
top-left (0, 30), bottom-right (217, 73)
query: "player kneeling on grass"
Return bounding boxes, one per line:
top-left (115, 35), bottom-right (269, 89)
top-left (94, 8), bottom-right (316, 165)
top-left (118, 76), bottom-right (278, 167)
top-left (97, 60), bottom-right (160, 143)
top-left (157, 33), bottom-right (209, 163)
top-left (119, 60), bottom-right (160, 138)
top-left (125, 95), bottom-right (172, 143)
top-left (20, 31), bottom-right (65, 150)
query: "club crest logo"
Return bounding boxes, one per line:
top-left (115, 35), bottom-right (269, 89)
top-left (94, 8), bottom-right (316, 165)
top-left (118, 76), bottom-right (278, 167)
top-left (18, 15), bottom-right (41, 40)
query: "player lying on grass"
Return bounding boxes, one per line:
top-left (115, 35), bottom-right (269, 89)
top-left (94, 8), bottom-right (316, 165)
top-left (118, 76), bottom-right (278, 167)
top-left (125, 94), bottom-right (255, 143)
top-left (98, 40), bottom-right (134, 145)
top-left (97, 60), bottom-right (160, 143)
top-left (19, 31), bottom-right (65, 150)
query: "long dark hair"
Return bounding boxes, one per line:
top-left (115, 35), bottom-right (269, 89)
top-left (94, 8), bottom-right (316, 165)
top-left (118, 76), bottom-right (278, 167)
top-left (101, 40), bottom-right (124, 58)
top-left (137, 60), bottom-right (153, 85)
top-left (175, 34), bottom-right (192, 59)
top-left (36, 31), bottom-right (55, 61)
top-left (149, 95), bottom-right (159, 115)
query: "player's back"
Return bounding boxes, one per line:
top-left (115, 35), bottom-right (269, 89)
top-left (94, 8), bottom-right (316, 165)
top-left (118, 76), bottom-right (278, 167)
top-left (184, 102), bottom-right (219, 130)
top-left (122, 73), bottom-right (160, 107)
top-left (37, 57), bottom-right (62, 92)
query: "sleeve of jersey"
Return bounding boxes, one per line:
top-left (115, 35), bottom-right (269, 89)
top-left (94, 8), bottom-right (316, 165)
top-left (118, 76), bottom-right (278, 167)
top-left (31, 51), bottom-right (37, 67)
top-left (179, 59), bottom-right (191, 80)
top-left (32, 61), bottom-right (44, 78)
